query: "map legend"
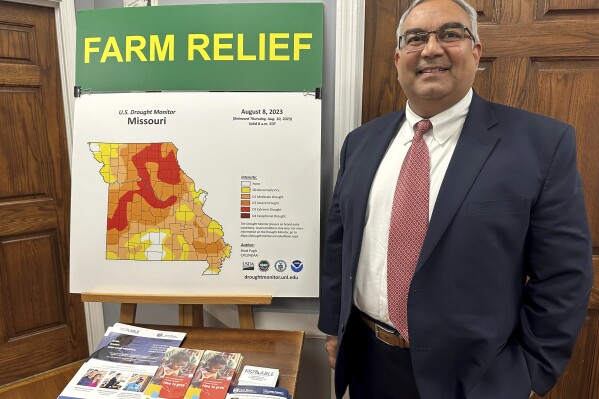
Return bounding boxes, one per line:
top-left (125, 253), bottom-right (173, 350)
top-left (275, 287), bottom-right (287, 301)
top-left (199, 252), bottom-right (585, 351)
top-left (241, 181), bottom-right (252, 218)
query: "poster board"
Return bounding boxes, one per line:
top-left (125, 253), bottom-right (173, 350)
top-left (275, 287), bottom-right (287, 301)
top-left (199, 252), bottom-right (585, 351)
top-left (76, 3), bottom-right (322, 92)
top-left (70, 4), bottom-right (323, 297)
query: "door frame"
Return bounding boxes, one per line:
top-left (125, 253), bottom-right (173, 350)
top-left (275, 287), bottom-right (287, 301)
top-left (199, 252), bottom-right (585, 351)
top-left (2, 0), bottom-right (105, 352)
top-left (333, 0), bottom-right (366, 176)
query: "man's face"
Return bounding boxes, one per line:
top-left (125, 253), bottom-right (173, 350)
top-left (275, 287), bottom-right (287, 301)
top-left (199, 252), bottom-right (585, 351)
top-left (395, 0), bottom-right (482, 116)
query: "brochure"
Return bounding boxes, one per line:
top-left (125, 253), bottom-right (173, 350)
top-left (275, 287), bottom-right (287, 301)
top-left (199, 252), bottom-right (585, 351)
top-left (91, 323), bottom-right (187, 366)
top-left (143, 347), bottom-right (203, 398)
top-left (184, 350), bottom-right (244, 399)
top-left (236, 366), bottom-right (278, 387)
top-left (58, 358), bottom-right (158, 398)
top-left (57, 324), bottom-right (186, 399)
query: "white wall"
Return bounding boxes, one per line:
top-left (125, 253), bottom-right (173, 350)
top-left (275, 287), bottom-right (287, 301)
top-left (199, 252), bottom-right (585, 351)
top-left (74, 1), bottom-right (339, 398)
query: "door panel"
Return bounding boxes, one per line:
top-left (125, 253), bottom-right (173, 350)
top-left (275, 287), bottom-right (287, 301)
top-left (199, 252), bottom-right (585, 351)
top-left (0, 1), bottom-right (88, 385)
top-left (363, 0), bottom-right (599, 397)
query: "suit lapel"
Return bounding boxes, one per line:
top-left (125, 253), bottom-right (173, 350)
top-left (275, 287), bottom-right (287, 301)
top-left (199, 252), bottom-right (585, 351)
top-left (350, 111), bottom-right (405, 275)
top-left (415, 94), bottom-right (500, 273)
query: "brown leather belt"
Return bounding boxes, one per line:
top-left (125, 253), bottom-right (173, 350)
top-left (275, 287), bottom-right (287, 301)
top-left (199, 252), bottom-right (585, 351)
top-left (360, 313), bottom-right (410, 348)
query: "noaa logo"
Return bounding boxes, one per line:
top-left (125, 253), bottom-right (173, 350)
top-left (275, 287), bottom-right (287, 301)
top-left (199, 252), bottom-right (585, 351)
top-left (290, 260), bottom-right (303, 272)
top-left (274, 260), bottom-right (287, 272)
top-left (259, 260), bottom-right (270, 272)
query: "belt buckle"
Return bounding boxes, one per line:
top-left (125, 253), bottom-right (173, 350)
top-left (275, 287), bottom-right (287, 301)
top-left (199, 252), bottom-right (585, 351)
top-left (374, 323), bottom-right (396, 346)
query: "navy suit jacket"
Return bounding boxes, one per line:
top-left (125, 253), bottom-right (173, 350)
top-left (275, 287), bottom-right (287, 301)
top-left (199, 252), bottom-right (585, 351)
top-left (318, 92), bottom-right (592, 398)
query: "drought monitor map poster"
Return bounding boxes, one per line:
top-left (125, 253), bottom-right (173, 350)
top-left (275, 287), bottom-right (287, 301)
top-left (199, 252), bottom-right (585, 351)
top-left (70, 92), bottom-right (320, 296)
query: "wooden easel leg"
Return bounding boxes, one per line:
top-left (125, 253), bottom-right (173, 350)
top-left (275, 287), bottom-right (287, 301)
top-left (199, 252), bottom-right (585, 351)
top-left (192, 304), bottom-right (203, 327)
top-left (119, 303), bottom-right (137, 324)
top-left (179, 304), bottom-right (204, 327)
top-left (237, 305), bottom-right (255, 329)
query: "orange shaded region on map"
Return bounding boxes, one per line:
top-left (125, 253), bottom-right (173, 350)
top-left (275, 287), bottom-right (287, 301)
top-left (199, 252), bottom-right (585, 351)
top-left (90, 142), bottom-right (231, 275)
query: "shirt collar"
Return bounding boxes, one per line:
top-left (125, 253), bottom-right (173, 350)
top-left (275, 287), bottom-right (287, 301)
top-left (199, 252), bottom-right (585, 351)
top-left (403, 88), bottom-right (473, 145)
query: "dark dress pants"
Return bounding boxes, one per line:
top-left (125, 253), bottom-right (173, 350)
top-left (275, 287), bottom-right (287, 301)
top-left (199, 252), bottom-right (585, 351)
top-left (344, 309), bottom-right (421, 399)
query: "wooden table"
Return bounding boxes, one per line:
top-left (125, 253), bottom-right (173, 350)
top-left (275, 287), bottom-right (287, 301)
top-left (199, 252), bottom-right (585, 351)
top-left (0, 325), bottom-right (304, 399)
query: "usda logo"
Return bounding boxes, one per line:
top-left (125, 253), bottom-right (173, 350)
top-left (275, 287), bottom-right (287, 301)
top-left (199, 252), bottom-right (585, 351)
top-left (258, 260), bottom-right (270, 272)
top-left (274, 260), bottom-right (287, 272)
top-left (291, 260), bottom-right (303, 272)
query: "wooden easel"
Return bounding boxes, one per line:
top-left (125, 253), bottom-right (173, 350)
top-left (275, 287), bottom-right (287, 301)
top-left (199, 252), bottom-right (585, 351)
top-left (80, 293), bottom-right (272, 329)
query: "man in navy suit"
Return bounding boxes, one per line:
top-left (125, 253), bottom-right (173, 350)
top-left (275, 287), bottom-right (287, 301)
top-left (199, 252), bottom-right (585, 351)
top-left (318, 0), bottom-right (592, 398)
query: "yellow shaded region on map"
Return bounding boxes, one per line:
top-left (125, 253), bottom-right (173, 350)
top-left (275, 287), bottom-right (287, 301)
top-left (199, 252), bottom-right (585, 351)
top-left (90, 143), bottom-right (120, 184)
top-left (175, 203), bottom-right (195, 222)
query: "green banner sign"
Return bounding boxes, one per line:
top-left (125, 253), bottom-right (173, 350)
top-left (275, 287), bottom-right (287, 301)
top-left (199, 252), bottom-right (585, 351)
top-left (76, 3), bottom-right (323, 92)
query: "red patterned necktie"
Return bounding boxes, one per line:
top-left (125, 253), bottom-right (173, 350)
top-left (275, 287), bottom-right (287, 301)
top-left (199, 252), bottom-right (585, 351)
top-left (387, 119), bottom-right (432, 343)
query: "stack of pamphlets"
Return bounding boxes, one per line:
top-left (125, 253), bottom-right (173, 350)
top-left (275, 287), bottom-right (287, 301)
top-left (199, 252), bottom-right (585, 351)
top-left (224, 366), bottom-right (288, 399)
top-left (236, 366), bottom-right (279, 387)
top-left (142, 347), bottom-right (203, 398)
top-left (181, 350), bottom-right (244, 399)
top-left (57, 323), bottom-right (186, 399)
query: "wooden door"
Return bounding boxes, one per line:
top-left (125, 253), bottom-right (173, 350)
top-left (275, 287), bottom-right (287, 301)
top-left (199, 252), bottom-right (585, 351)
top-left (363, 0), bottom-right (599, 397)
top-left (0, 1), bottom-right (88, 385)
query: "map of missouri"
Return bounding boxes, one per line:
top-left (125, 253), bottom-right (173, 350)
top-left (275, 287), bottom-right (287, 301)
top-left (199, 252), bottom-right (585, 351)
top-left (89, 142), bottom-right (231, 275)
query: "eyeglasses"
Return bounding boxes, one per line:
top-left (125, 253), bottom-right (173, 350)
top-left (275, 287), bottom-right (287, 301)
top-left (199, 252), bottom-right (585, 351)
top-left (399, 25), bottom-right (475, 53)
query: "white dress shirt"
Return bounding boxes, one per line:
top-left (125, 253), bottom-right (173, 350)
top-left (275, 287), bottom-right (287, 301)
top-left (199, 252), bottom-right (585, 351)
top-left (353, 89), bottom-right (473, 327)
